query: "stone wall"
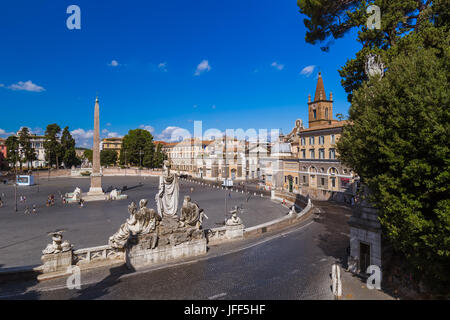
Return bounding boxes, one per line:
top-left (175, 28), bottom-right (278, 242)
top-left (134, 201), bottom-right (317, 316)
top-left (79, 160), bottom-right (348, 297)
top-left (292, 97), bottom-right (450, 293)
top-left (71, 168), bottom-right (163, 177)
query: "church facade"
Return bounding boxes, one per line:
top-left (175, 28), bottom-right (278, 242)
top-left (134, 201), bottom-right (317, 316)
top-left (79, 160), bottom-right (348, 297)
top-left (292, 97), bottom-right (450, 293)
top-left (277, 73), bottom-right (359, 202)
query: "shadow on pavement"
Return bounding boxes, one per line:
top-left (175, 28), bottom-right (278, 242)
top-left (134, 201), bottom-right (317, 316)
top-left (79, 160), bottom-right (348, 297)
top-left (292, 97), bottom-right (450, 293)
top-left (71, 264), bottom-right (131, 300)
top-left (0, 268), bottom-right (42, 300)
top-left (312, 200), bottom-right (352, 267)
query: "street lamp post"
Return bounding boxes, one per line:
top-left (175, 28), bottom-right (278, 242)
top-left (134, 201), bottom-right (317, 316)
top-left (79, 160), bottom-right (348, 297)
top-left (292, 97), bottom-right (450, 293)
top-left (124, 150), bottom-right (127, 176)
top-left (48, 150), bottom-right (51, 182)
top-left (139, 149), bottom-right (144, 168)
top-left (14, 147), bottom-right (18, 212)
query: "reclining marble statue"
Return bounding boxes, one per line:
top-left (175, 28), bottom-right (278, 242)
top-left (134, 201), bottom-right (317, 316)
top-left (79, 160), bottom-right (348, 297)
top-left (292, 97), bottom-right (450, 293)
top-left (109, 200), bottom-right (160, 249)
top-left (179, 195), bottom-right (208, 229)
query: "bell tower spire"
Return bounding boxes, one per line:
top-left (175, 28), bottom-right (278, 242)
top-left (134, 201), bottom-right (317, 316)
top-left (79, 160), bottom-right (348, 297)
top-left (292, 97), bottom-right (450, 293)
top-left (308, 72), bottom-right (334, 128)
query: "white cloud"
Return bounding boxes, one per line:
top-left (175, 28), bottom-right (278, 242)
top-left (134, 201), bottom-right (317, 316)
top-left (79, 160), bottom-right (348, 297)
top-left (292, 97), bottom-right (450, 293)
top-left (107, 132), bottom-right (120, 138)
top-left (0, 84), bottom-right (4, 87)
top-left (71, 128), bottom-right (94, 139)
top-left (156, 126), bottom-right (191, 142)
top-left (0, 128), bottom-right (15, 137)
top-left (106, 123), bottom-right (112, 126)
top-left (271, 62), bottom-right (284, 70)
top-left (70, 128), bottom-right (94, 147)
top-left (139, 125), bottom-right (155, 133)
top-left (8, 80), bottom-right (45, 92)
top-left (300, 65), bottom-right (316, 77)
top-left (194, 60), bottom-right (211, 76)
top-left (101, 128), bottom-right (121, 139)
top-left (158, 62), bottom-right (167, 72)
top-left (108, 60), bottom-right (119, 67)
top-left (211, 105), bottom-right (216, 109)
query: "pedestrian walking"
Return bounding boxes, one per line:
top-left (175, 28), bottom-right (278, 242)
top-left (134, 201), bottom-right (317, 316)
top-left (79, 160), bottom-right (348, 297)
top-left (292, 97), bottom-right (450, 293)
top-left (24, 206), bottom-right (30, 214)
top-left (33, 205), bottom-right (37, 214)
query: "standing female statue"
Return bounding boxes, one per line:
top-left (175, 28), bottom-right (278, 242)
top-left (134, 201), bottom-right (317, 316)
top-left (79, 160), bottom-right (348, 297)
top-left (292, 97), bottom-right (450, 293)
top-left (156, 160), bottom-right (179, 218)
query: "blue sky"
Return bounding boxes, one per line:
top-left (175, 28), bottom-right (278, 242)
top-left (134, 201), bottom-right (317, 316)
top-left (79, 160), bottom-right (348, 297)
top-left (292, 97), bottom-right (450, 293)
top-left (0, 0), bottom-right (361, 147)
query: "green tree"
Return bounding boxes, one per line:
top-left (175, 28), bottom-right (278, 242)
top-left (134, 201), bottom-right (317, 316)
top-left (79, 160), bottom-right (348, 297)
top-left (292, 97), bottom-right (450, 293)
top-left (337, 38), bottom-right (450, 290)
top-left (61, 127), bottom-right (80, 168)
top-left (120, 129), bottom-right (155, 168)
top-left (18, 127), bottom-right (36, 169)
top-left (5, 135), bottom-right (20, 171)
top-left (298, 0), bottom-right (450, 291)
top-left (153, 143), bottom-right (166, 168)
top-left (297, 0), bottom-right (448, 101)
top-left (44, 124), bottom-right (62, 168)
top-left (100, 149), bottom-right (118, 167)
top-left (83, 149), bottom-right (93, 163)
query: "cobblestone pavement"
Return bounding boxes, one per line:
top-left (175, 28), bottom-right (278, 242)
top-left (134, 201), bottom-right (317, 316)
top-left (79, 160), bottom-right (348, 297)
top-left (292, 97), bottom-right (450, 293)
top-left (311, 200), bottom-right (393, 300)
top-left (0, 215), bottom-right (334, 300)
top-left (0, 176), bottom-right (286, 268)
top-left (0, 200), bottom-right (394, 300)
top-left (0, 188), bottom-right (392, 300)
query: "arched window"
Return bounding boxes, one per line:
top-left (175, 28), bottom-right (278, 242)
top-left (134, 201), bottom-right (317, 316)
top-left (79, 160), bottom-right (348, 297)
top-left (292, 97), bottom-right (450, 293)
top-left (325, 108), bottom-right (329, 119)
top-left (313, 109), bottom-right (317, 119)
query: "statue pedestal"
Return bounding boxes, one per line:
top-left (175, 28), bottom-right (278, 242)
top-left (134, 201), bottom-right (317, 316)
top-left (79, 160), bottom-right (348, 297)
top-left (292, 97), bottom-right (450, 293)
top-left (87, 173), bottom-right (104, 197)
top-left (41, 251), bottom-right (73, 274)
top-left (225, 224), bottom-right (245, 240)
top-left (125, 216), bottom-right (207, 270)
top-left (82, 192), bottom-right (107, 202)
top-left (126, 238), bottom-right (207, 270)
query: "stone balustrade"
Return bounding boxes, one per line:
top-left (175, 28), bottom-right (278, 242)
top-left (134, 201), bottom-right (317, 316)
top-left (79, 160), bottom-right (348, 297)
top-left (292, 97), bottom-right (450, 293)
top-left (73, 245), bottom-right (125, 265)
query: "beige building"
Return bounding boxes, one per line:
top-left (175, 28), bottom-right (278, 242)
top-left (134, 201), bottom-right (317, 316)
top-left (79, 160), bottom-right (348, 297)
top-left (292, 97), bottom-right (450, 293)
top-left (164, 137), bottom-right (255, 181)
top-left (275, 72), bottom-right (358, 201)
top-left (100, 137), bottom-right (123, 158)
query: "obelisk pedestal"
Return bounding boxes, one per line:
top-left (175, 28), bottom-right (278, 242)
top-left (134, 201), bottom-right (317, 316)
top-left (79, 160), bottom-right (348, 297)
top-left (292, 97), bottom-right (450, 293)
top-left (87, 97), bottom-right (105, 199)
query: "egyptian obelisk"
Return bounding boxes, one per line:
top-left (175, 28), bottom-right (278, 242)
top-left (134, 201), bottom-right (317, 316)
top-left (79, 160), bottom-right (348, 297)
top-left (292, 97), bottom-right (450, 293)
top-left (88, 97), bottom-right (104, 196)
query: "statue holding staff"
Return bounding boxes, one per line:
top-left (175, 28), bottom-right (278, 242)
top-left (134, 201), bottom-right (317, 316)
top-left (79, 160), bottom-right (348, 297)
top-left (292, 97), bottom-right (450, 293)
top-left (156, 160), bottom-right (179, 218)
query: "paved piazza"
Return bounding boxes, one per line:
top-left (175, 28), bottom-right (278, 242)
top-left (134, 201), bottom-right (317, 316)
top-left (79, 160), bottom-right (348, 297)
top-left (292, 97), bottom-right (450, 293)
top-left (0, 176), bottom-right (286, 269)
top-left (0, 199), bottom-right (393, 300)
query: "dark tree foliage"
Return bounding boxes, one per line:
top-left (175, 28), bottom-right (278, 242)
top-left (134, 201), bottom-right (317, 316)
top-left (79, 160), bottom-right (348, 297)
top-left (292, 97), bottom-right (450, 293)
top-left (18, 127), bottom-right (36, 169)
top-left (298, 0), bottom-right (450, 291)
top-left (297, 0), bottom-right (448, 101)
top-left (5, 135), bottom-right (20, 170)
top-left (100, 149), bottom-right (118, 167)
top-left (83, 149), bottom-right (93, 163)
top-left (337, 32), bottom-right (450, 290)
top-left (153, 143), bottom-right (166, 168)
top-left (44, 124), bottom-right (62, 168)
top-left (120, 129), bottom-right (155, 168)
top-left (61, 126), bottom-right (80, 168)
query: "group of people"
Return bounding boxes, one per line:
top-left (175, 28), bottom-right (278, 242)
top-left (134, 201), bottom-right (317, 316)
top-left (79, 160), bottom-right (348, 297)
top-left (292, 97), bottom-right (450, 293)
top-left (24, 204), bottom-right (37, 214)
top-left (46, 194), bottom-right (55, 207)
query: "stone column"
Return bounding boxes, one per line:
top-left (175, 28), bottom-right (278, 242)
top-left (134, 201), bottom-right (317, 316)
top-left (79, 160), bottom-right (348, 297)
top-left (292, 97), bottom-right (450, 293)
top-left (88, 97), bottom-right (103, 195)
